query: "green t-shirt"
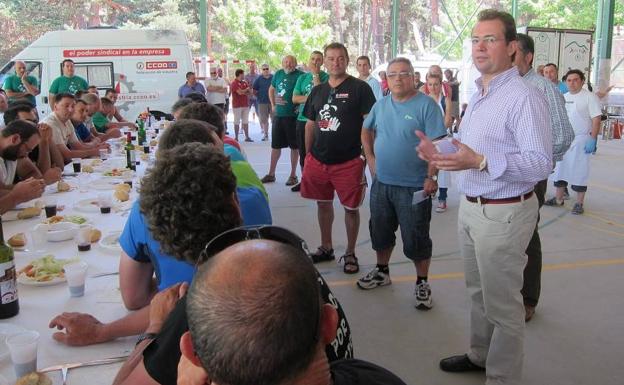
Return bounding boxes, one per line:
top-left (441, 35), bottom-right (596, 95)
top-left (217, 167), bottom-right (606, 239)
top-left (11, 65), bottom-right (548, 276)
top-left (2, 75), bottom-right (38, 106)
top-left (271, 69), bottom-right (303, 117)
top-left (293, 71), bottom-right (329, 122)
top-left (91, 111), bottom-right (110, 133)
top-left (49, 75), bottom-right (89, 95)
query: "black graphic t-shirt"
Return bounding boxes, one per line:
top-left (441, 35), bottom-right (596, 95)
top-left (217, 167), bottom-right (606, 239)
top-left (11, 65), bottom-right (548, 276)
top-left (304, 76), bottom-right (376, 164)
top-left (143, 272), bottom-right (353, 385)
top-left (331, 359), bottom-right (408, 385)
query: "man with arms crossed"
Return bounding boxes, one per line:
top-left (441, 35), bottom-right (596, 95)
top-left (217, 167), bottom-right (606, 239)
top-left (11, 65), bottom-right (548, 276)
top-left (301, 42), bottom-right (376, 273)
top-left (418, 10), bottom-right (552, 384)
top-left (3, 61), bottom-right (40, 106)
top-left (358, 57), bottom-right (446, 310)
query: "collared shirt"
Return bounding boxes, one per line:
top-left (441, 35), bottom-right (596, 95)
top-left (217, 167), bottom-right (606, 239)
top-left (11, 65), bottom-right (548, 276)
top-left (457, 66), bottom-right (552, 199)
top-left (523, 68), bottom-right (574, 162)
top-left (178, 82), bottom-right (206, 98)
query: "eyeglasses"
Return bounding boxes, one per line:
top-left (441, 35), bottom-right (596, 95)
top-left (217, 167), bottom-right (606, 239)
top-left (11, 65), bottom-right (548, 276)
top-left (210, 72), bottom-right (217, 74)
top-left (262, 68), bottom-right (269, 71)
top-left (471, 36), bottom-right (503, 46)
top-left (386, 71), bottom-right (412, 79)
top-left (196, 225), bottom-right (320, 342)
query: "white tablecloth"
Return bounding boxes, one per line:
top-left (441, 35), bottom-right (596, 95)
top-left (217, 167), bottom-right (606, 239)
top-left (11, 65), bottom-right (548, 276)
top-left (0, 158), bottom-right (148, 385)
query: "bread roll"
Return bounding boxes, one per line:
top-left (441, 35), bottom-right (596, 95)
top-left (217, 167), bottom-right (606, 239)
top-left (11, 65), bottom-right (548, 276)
top-left (57, 180), bottom-right (71, 192)
top-left (15, 372), bottom-right (52, 385)
top-left (115, 183), bottom-right (131, 192)
top-left (8, 233), bottom-right (26, 247)
top-left (17, 207), bottom-right (41, 219)
top-left (114, 190), bottom-right (130, 202)
top-left (89, 228), bottom-right (102, 243)
top-left (82, 164), bottom-right (94, 173)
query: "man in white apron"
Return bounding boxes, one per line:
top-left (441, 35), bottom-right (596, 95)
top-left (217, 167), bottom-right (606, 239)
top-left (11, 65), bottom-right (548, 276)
top-left (545, 69), bottom-right (602, 215)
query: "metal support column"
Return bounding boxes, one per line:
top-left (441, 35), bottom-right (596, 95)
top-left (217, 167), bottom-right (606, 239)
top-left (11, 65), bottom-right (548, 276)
top-left (593, 0), bottom-right (615, 93)
top-left (391, 0), bottom-right (399, 58)
top-left (199, 0), bottom-right (208, 77)
top-left (511, 0), bottom-right (518, 20)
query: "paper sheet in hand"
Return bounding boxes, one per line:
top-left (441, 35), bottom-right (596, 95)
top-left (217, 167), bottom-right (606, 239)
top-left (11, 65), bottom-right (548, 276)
top-left (412, 190), bottom-right (428, 205)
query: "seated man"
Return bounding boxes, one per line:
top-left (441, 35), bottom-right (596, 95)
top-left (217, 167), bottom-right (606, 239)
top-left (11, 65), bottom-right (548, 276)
top-left (104, 88), bottom-right (127, 122)
top-left (42, 93), bottom-right (108, 162)
top-left (171, 98), bottom-right (193, 120)
top-left (0, 120), bottom-right (47, 213)
top-left (72, 99), bottom-right (120, 144)
top-left (92, 97), bottom-right (134, 135)
top-left (176, 237), bottom-right (406, 385)
top-left (3, 103), bottom-right (64, 183)
top-left (178, 102), bottom-right (240, 151)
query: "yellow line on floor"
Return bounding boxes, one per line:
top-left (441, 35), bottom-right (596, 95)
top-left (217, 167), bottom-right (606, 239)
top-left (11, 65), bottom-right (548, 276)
top-left (590, 182), bottom-right (624, 195)
top-left (584, 212), bottom-right (624, 229)
top-left (326, 258), bottom-right (624, 287)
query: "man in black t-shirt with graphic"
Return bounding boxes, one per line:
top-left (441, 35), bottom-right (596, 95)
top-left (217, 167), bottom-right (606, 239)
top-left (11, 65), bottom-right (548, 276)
top-left (176, 239), bottom-right (407, 385)
top-left (301, 42), bottom-right (376, 275)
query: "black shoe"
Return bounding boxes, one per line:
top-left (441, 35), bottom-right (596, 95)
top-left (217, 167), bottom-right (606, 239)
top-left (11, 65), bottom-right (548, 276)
top-left (290, 182), bottom-right (301, 192)
top-left (309, 246), bottom-right (335, 263)
top-left (439, 354), bottom-right (485, 372)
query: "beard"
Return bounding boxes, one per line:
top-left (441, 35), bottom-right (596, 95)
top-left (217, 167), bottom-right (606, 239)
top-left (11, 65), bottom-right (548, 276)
top-left (1, 144), bottom-right (21, 161)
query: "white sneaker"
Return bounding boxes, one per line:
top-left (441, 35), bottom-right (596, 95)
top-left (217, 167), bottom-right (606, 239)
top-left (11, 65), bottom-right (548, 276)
top-left (415, 281), bottom-right (433, 310)
top-left (357, 267), bottom-right (391, 290)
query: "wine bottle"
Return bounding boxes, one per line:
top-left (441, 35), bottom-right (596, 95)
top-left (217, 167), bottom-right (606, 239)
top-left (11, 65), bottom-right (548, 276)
top-left (125, 132), bottom-right (136, 171)
top-left (0, 217), bottom-right (19, 319)
top-left (138, 117), bottom-right (146, 146)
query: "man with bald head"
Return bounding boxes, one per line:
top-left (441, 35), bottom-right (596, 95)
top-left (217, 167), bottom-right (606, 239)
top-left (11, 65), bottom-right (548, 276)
top-left (261, 55), bottom-right (303, 186)
top-left (179, 237), bottom-right (407, 385)
top-left (3, 61), bottom-right (40, 106)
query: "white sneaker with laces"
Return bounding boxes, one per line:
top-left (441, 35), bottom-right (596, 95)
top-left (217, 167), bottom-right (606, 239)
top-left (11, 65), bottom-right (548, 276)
top-left (357, 267), bottom-right (391, 290)
top-left (415, 281), bottom-right (433, 310)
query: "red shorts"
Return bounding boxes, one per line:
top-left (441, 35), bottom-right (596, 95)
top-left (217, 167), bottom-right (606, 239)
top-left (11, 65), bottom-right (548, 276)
top-left (300, 154), bottom-right (367, 210)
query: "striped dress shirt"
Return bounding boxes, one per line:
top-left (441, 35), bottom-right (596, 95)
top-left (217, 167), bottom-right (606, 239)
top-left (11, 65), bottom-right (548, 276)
top-left (457, 66), bottom-right (552, 199)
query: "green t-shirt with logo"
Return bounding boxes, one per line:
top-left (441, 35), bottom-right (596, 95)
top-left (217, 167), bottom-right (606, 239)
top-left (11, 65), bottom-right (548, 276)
top-left (2, 75), bottom-right (38, 106)
top-left (271, 69), bottom-right (303, 117)
top-left (92, 111), bottom-right (110, 133)
top-left (293, 71), bottom-right (329, 122)
top-left (49, 75), bottom-right (89, 95)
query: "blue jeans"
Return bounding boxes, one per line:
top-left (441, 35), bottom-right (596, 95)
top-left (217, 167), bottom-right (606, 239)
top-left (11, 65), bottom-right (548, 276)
top-left (438, 187), bottom-right (448, 201)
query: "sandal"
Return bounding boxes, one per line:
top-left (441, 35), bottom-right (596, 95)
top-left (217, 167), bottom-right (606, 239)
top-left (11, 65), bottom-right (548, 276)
top-left (340, 253), bottom-right (359, 274)
top-left (310, 246), bottom-right (335, 263)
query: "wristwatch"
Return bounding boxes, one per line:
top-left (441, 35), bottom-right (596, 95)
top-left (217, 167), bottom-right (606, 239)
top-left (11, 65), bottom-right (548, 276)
top-left (478, 155), bottom-right (488, 172)
top-left (426, 175), bottom-right (438, 182)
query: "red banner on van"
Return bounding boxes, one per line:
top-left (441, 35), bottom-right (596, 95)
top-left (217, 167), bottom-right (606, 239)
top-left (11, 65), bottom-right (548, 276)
top-left (63, 48), bottom-right (171, 57)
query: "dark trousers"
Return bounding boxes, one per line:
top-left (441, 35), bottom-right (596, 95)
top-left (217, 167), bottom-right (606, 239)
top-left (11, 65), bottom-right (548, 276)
top-left (522, 179), bottom-right (547, 307)
top-left (296, 120), bottom-right (307, 168)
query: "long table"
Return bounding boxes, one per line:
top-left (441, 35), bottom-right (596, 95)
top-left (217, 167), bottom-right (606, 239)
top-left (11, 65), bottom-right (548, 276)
top-left (0, 157), bottom-right (148, 385)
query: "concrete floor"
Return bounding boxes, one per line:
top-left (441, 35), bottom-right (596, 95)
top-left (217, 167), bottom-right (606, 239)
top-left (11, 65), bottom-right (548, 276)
top-left (233, 117), bottom-right (624, 385)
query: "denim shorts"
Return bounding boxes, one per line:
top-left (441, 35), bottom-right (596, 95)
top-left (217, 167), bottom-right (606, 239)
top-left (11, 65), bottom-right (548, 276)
top-left (369, 179), bottom-right (433, 261)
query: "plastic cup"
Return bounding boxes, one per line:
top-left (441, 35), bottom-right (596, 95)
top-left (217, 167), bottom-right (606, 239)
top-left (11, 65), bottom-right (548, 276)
top-left (98, 193), bottom-right (112, 214)
top-left (72, 158), bottom-right (81, 173)
top-left (64, 261), bottom-right (88, 297)
top-left (29, 228), bottom-right (47, 253)
top-left (76, 227), bottom-right (92, 252)
top-left (44, 197), bottom-right (57, 218)
top-left (77, 173), bottom-right (90, 193)
top-left (6, 331), bottom-right (39, 378)
top-left (99, 148), bottom-right (109, 161)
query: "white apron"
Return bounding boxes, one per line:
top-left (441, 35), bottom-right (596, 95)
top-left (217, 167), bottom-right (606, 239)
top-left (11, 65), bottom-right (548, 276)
top-left (552, 94), bottom-right (592, 186)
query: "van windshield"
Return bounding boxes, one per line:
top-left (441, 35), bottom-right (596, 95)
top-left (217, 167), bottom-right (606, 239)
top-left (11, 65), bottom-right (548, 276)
top-left (0, 61), bottom-right (16, 86)
top-left (0, 61), bottom-right (42, 92)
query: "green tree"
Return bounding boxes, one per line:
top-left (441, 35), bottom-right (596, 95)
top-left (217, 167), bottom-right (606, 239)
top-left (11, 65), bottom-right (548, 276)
top-left (211, 0), bottom-right (332, 69)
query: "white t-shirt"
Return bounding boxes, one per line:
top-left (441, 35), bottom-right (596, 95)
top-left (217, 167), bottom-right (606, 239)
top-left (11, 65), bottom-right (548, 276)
top-left (0, 158), bottom-right (17, 186)
top-left (43, 112), bottom-right (80, 146)
top-left (205, 77), bottom-right (227, 105)
top-left (564, 89), bottom-right (602, 137)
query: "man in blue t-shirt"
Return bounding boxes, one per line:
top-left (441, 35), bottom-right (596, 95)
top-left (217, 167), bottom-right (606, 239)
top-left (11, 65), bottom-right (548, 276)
top-left (253, 64), bottom-right (273, 141)
top-left (358, 57), bottom-right (446, 311)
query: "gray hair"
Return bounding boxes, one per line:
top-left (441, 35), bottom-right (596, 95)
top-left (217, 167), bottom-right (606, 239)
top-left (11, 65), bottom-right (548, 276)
top-left (387, 57), bottom-right (414, 75)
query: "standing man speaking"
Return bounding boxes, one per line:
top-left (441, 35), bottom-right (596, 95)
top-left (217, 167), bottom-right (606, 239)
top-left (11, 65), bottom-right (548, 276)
top-left (418, 10), bottom-right (552, 384)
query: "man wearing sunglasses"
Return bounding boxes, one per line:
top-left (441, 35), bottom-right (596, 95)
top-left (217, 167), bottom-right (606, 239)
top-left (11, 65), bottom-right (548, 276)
top-left (359, 57), bottom-right (446, 310)
top-left (176, 237), bottom-right (405, 385)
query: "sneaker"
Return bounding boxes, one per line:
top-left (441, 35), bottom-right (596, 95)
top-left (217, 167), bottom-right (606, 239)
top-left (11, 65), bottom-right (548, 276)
top-left (435, 201), bottom-right (447, 213)
top-left (285, 176), bottom-right (298, 186)
top-left (260, 174), bottom-right (276, 183)
top-left (544, 197), bottom-right (564, 206)
top-left (357, 267), bottom-right (391, 290)
top-left (415, 281), bottom-right (433, 310)
top-left (244, 137), bottom-right (254, 142)
top-left (571, 203), bottom-right (584, 215)
top-left (290, 182), bottom-right (301, 192)
top-left (309, 246), bottom-right (335, 263)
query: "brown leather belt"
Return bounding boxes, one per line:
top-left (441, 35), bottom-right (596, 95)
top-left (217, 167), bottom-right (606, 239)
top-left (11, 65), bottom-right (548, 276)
top-left (465, 191), bottom-right (533, 205)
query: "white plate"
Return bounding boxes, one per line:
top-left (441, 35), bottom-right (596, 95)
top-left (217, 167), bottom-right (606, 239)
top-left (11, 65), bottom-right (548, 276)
top-left (17, 273), bottom-right (67, 286)
top-left (74, 198), bottom-right (102, 213)
top-left (0, 324), bottom-right (26, 362)
top-left (91, 178), bottom-right (124, 190)
top-left (99, 231), bottom-right (122, 253)
top-left (41, 213), bottom-right (91, 226)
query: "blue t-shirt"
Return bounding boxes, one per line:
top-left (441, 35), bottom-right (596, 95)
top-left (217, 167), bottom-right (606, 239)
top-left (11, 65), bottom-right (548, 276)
top-left (363, 93), bottom-right (446, 187)
top-left (253, 75), bottom-right (273, 104)
top-left (120, 190), bottom-right (272, 291)
top-left (73, 122), bottom-right (91, 142)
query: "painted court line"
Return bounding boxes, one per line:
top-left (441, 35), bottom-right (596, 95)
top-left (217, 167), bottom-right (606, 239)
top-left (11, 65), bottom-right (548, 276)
top-left (326, 258), bottom-right (624, 287)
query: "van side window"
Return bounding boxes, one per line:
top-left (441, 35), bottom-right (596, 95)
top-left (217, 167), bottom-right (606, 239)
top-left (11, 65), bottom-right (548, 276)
top-left (25, 62), bottom-right (42, 86)
top-left (74, 62), bottom-right (114, 89)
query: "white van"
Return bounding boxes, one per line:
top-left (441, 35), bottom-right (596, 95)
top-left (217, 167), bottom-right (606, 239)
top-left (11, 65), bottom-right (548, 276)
top-left (0, 28), bottom-right (193, 121)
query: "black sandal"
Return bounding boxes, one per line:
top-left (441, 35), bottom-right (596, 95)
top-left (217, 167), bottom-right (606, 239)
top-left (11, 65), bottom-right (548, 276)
top-left (340, 253), bottom-right (359, 274)
top-left (310, 246), bottom-right (335, 263)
